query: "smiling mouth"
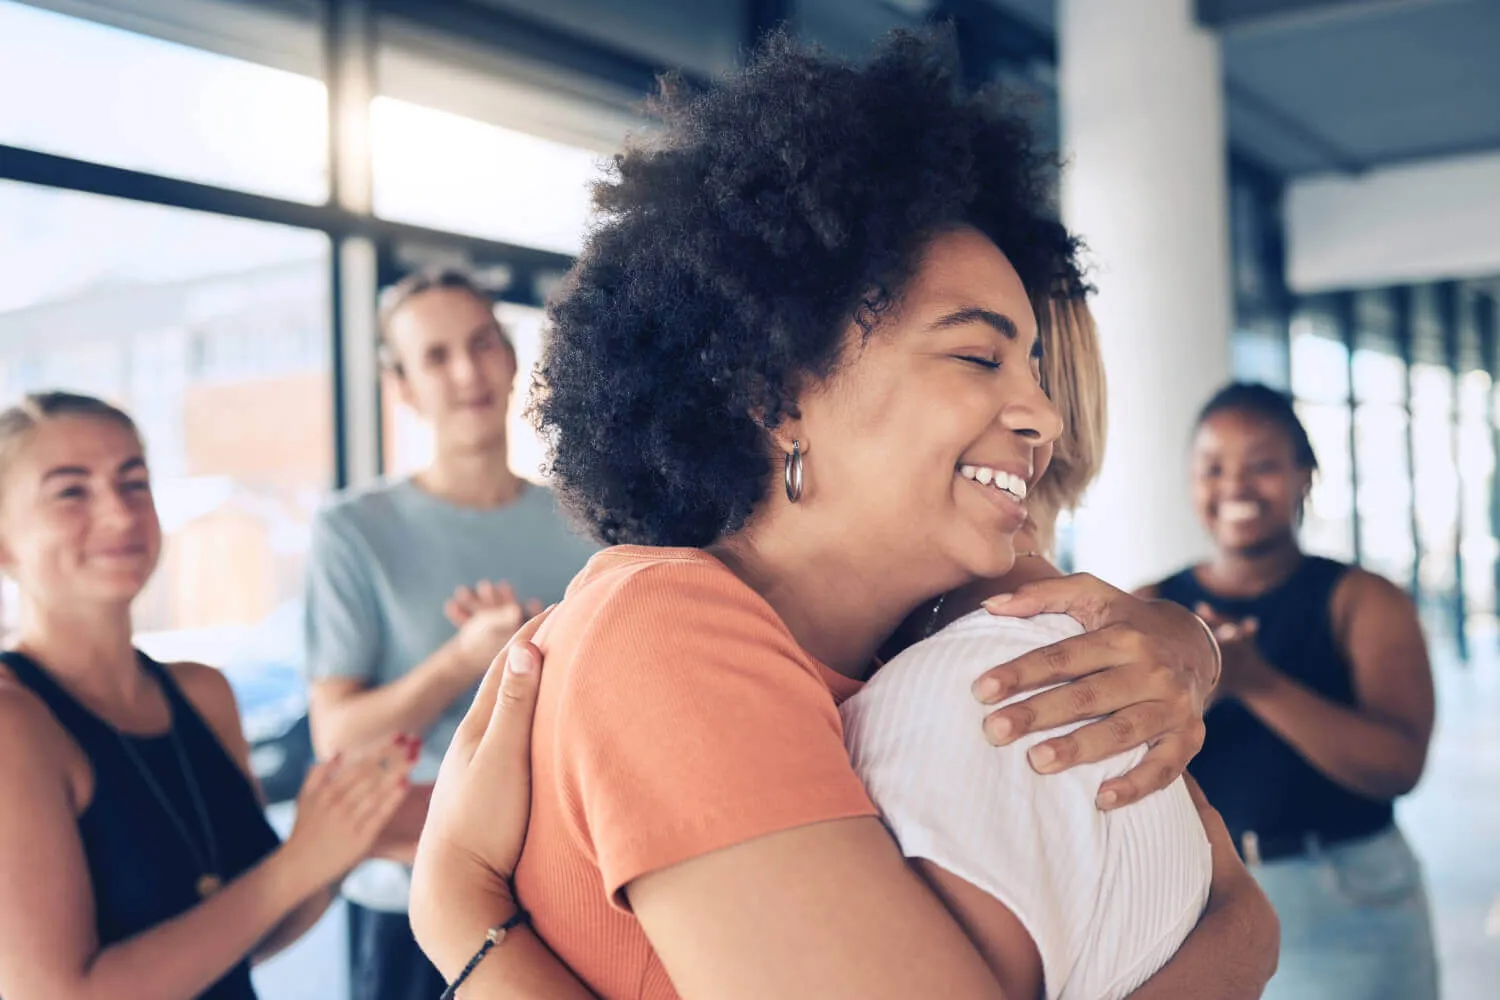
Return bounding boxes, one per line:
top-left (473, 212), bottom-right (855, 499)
top-left (1220, 500), bottom-right (1262, 523)
top-left (959, 464), bottom-right (1028, 503)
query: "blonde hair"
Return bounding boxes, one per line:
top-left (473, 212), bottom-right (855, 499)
top-left (0, 391), bottom-right (141, 497)
top-left (1028, 295), bottom-right (1107, 550)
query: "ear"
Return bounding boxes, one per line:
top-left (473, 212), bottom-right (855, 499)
top-left (386, 366), bottom-right (420, 415)
top-left (767, 420), bottom-right (807, 458)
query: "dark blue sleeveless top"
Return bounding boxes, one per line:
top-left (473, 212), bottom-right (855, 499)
top-left (1156, 556), bottom-right (1393, 844)
top-left (4, 650), bottom-right (280, 1000)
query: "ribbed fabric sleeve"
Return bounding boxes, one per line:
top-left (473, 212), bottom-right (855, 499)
top-left (513, 546), bottom-right (876, 999)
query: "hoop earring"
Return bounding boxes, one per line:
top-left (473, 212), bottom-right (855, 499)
top-left (784, 440), bottom-right (804, 503)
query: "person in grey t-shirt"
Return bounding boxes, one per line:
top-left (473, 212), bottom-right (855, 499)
top-left (303, 268), bottom-right (597, 1000)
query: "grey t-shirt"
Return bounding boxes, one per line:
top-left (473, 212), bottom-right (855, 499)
top-left (302, 476), bottom-right (599, 910)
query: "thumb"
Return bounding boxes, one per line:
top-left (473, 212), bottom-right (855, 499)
top-left (477, 641), bottom-right (543, 764)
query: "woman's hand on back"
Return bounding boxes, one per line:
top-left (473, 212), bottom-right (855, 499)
top-left (970, 573), bottom-right (1218, 810)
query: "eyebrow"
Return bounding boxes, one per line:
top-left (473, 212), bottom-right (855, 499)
top-left (41, 456), bottom-right (146, 483)
top-left (929, 307), bottom-right (1019, 340)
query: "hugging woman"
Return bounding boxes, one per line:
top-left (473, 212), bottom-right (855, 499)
top-left (412, 29), bottom-right (1279, 1000)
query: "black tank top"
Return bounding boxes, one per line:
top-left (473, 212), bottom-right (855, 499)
top-left (4, 650), bottom-right (280, 1000)
top-left (1156, 556), bottom-right (1393, 844)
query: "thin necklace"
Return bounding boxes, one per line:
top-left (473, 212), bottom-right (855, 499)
top-left (920, 550), bottom-right (1045, 640)
top-left (114, 710), bottom-right (223, 899)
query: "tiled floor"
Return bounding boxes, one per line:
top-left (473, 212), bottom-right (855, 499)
top-left (253, 646), bottom-right (1500, 999)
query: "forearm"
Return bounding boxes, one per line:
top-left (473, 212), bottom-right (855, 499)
top-left (253, 885), bottom-right (337, 966)
top-left (1239, 669), bottom-right (1426, 799)
top-left (312, 644), bottom-right (472, 756)
top-left (1129, 775), bottom-right (1279, 1000)
top-left (413, 856), bottom-right (595, 999)
top-left (76, 847), bottom-right (319, 1000)
top-left (1125, 874), bottom-right (1279, 1000)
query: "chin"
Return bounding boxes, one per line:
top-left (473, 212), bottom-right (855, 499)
top-left (953, 534), bottom-right (1019, 582)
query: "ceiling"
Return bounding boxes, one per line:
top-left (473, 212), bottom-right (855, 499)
top-left (457, 0), bottom-right (1500, 178)
top-left (49, 0), bottom-right (1495, 180)
top-left (982, 0), bottom-right (1500, 177)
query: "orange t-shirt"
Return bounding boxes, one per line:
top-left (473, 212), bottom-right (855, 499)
top-left (513, 546), bottom-right (878, 998)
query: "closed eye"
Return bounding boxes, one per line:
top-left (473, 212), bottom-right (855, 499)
top-left (954, 355), bottom-right (1001, 370)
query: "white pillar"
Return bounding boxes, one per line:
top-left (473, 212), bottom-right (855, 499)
top-left (1058, 0), bottom-right (1233, 589)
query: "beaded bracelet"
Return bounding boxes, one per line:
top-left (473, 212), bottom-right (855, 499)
top-left (439, 909), bottom-right (531, 1000)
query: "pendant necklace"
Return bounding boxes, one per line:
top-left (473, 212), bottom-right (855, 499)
top-left (115, 721), bottom-right (223, 898)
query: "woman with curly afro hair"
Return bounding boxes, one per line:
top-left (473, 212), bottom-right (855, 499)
top-left (411, 28), bottom-right (1277, 1000)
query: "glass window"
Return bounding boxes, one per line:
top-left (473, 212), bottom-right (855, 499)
top-left (0, 179), bottom-right (330, 768)
top-left (0, 1), bottom-right (327, 202)
top-left (382, 301), bottom-right (549, 482)
top-left (1458, 369), bottom-right (1496, 615)
top-left (1410, 363), bottom-right (1459, 596)
top-left (370, 97), bottom-right (599, 255)
top-left (1290, 308), bottom-right (1349, 404)
top-left (1296, 401), bottom-right (1355, 561)
top-left (1231, 318), bottom-right (1291, 390)
top-left (1354, 404), bottom-right (1416, 587)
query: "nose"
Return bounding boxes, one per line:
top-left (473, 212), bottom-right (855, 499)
top-left (1000, 377), bottom-right (1064, 452)
top-left (97, 484), bottom-right (140, 528)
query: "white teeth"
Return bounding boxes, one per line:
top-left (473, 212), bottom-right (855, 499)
top-left (1222, 500), bottom-right (1260, 522)
top-left (958, 465), bottom-right (1028, 501)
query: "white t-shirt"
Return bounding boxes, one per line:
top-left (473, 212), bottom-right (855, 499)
top-left (841, 611), bottom-right (1212, 1000)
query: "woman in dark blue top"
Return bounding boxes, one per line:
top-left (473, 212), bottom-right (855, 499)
top-left (0, 391), bottom-right (416, 1000)
top-left (1145, 383), bottom-right (1439, 1000)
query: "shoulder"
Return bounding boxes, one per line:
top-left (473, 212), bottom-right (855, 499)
top-left (0, 678), bottom-right (77, 796)
top-left (544, 549), bottom-right (831, 719)
top-left (1330, 566), bottom-right (1418, 637)
top-left (567, 549), bottom-right (788, 640)
top-left (1138, 565), bottom-right (1201, 602)
top-left (307, 483), bottom-right (408, 572)
top-left (163, 661), bottom-right (248, 758)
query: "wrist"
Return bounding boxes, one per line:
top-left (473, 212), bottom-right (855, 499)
top-left (434, 637), bottom-right (479, 685)
top-left (264, 840), bottom-right (331, 909)
top-left (1176, 603), bottom-right (1223, 694)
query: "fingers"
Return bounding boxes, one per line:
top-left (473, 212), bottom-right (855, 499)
top-left (444, 597), bottom-right (471, 628)
top-left (1093, 732), bottom-right (1196, 811)
top-left (972, 623), bottom-right (1143, 703)
top-left (981, 573), bottom-right (1117, 629)
top-left (476, 580), bottom-right (498, 605)
top-left (476, 641), bottom-right (543, 766)
top-left (523, 598), bottom-right (544, 619)
top-left (451, 638), bottom-right (516, 749)
top-left (1017, 700), bottom-right (1178, 773)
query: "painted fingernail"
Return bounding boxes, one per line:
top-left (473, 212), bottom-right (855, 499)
top-left (1029, 744), bottom-right (1056, 770)
top-left (985, 715), bottom-right (1014, 745)
top-left (973, 676), bottom-right (1003, 702)
top-left (510, 646), bottom-right (538, 675)
top-left (1096, 789), bottom-right (1119, 809)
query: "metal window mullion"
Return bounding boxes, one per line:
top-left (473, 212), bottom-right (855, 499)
top-left (1477, 292), bottom-right (1500, 641)
top-left (1438, 281), bottom-right (1467, 661)
top-left (1392, 285), bottom-right (1421, 599)
top-left (1336, 291), bottom-right (1361, 566)
top-left (326, 0), bottom-right (380, 489)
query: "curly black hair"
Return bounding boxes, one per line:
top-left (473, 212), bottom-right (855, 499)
top-left (533, 27), bottom-right (1086, 547)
